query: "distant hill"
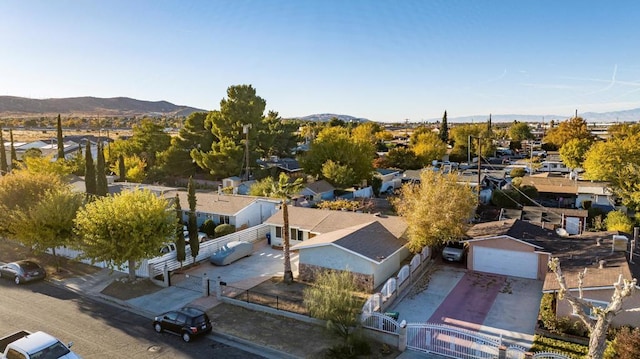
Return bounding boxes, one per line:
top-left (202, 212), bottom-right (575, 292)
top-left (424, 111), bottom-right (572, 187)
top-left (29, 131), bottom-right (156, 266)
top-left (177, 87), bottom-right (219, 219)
top-left (0, 96), bottom-right (207, 118)
top-left (296, 113), bottom-right (369, 123)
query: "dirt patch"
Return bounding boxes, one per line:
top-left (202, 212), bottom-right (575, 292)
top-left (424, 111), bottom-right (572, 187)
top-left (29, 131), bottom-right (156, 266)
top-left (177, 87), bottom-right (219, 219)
top-left (100, 278), bottom-right (163, 300)
top-left (0, 237), bottom-right (100, 280)
top-left (225, 276), bottom-right (310, 315)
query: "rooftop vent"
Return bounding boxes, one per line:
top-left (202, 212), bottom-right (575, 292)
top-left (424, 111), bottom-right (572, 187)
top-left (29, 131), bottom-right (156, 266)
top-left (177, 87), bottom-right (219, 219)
top-left (599, 260), bottom-right (606, 269)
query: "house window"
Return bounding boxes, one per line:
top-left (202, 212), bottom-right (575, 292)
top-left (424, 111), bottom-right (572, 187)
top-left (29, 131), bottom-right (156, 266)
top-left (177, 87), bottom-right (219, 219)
top-left (290, 228), bottom-right (303, 241)
top-left (572, 299), bottom-right (608, 319)
top-left (275, 226), bottom-right (282, 238)
top-left (219, 215), bottom-right (230, 224)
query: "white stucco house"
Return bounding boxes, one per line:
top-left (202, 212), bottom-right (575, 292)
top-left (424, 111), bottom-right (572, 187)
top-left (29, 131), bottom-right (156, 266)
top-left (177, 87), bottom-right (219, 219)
top-left (164, 190), bottom-right (280, 230)
top-left (264, 207), bottom-right (410, 292)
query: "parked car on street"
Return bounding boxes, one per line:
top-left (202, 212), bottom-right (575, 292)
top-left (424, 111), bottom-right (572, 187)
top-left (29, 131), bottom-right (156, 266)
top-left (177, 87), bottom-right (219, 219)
top-left (209, 241), bottom-right (253, 266)
top-left (153, 307), bottom-right (212, 342)
top-left (0, 330), bottom-right (80, 359)
top-left (442, 242), bottom-right (467, 262)
top-left (0, 260), bottom-right (46, 285)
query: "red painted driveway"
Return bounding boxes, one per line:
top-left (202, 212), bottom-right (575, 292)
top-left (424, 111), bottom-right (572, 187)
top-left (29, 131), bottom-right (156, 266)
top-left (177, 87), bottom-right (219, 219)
top-left (427, 271), bottom-right (506, 331)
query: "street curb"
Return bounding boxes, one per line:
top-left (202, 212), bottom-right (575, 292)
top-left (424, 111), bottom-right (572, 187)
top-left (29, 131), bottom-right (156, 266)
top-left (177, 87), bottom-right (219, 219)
top-left (210, 330), bottom-right (300, 359)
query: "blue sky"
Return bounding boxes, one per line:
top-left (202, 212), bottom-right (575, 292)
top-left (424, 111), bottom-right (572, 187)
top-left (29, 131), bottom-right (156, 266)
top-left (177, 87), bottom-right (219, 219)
top-left (1, 0), bottom-right (639, 122)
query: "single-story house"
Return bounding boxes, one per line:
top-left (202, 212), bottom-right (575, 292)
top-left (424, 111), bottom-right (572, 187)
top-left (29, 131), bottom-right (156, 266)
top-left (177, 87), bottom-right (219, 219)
top-left (519, 173), bottom-right (616, 210)
top-left (265, 207), bottom-right (410, 292)
top-left (540, 231), bottom-right (640, 327)
top-left (300, 180), bottom-right (335, 202)
top-left (164, 190), bottom-right (280, 229)
top-left (499, 206), bottom-right (589, 235)
top-left (375, 168), bottom-right (402, 193)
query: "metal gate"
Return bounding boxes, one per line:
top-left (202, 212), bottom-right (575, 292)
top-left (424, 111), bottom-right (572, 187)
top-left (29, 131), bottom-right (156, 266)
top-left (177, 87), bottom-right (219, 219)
top-left (170, 272), bottom-right (203, 293)
top-left (406, 323), bottom-right (501, 359)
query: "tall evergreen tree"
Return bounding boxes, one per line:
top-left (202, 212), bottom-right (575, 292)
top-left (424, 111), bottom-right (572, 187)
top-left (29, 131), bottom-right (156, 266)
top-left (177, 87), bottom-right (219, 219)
top-left (56, 114), bottom-right (64, 161)
top-left (175, 194), bottom-right (186, 265)
top-left (96, 142), bottom-right (108, 196)
top-left (84, 140), bottom-right (97, 196)
top-left (439, 110), bottom-right (449, 143)
top-left (9, 129), bottom-right (17, 169)
top-left (487, 114), bottom-right (492, 131)
top-left (187, 177), bottom-right (199, 261)
top-left (0, 127), bottom-right (7, 175)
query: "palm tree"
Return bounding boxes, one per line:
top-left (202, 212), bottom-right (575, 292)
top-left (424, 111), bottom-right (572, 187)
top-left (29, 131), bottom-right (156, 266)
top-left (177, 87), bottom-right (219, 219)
top-left (268, 173), bottom-right (303, 284)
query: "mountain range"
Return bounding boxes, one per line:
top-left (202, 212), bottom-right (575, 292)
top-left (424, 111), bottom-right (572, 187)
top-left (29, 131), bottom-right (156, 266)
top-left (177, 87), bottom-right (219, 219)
top-left (0, 96), bottom-right (205, 118)
top-left (0, 96), bottom-right (638, 123)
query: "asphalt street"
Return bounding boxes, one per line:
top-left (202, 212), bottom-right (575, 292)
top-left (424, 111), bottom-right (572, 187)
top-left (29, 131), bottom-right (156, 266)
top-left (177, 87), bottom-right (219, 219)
top-left (0, 279), bottom-right (264, 359)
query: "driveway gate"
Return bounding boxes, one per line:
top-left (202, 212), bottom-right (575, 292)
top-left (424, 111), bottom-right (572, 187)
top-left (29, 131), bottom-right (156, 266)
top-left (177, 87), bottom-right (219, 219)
top-left (406, 323), bottom-right (501, 359)
top-left (170, 272), bottom-right (203, 293)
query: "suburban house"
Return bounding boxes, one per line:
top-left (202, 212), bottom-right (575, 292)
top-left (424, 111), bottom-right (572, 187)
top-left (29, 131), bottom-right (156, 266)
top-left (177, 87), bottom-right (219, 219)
top-left (264, 207), bottom-right (410, 292)
top-left (540, 231), bottom-right (640, 327)
top-left (376, 168), bottom-right (402, 193)
top-left (299, 179), bottom-right (335, 203)
top-left (519, 173), bottom-right (616, 211)
top-left (164, 190), bottom-right (280, 230)
top-left (499, 206), bottom-right (589, 235)
top-left (256, 156), bottom-right (303, 178)
top-left (464, 219), bottom-right (554, 280)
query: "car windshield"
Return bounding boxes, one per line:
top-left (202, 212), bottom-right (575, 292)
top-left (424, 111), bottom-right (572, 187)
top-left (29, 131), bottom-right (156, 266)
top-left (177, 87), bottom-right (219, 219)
top-left (29, 341), bottom-right (70, 359)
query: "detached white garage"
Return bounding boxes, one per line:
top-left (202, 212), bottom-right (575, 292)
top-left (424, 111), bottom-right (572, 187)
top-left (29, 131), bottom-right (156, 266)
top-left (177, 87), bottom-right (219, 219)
top-left (472, 246), bottom-right (539, 279)
top-left (465, 219), bottom-right (555, 281)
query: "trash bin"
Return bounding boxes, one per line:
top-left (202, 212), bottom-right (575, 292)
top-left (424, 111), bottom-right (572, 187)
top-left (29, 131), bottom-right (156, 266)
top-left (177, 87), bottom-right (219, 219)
top-left (384, 311), bottom-right (399, 321)
top-left (266, 233), bottom-right (271, 245)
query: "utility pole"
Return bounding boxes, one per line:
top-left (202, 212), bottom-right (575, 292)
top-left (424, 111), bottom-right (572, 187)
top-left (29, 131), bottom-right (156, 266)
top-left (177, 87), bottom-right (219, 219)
top-left (477, 137), bottom-right (482, 204)
top-left (242, 124), bottom-right (252, 181)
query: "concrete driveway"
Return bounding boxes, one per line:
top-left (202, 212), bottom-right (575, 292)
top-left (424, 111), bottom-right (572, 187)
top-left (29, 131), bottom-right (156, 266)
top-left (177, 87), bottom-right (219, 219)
top-left (127, 241), bottom-right (297, 316)
top-left (390, 265), bottom-right (542, 348)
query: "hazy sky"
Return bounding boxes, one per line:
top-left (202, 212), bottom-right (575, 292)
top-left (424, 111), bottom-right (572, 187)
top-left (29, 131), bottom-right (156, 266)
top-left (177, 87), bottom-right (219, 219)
top-left (1, 1), bottom-right (639, 122)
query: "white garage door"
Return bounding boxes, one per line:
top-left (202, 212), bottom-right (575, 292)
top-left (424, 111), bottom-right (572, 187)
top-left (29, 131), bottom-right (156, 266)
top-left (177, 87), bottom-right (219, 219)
top-left (473, 246), bottom-right (539, 279)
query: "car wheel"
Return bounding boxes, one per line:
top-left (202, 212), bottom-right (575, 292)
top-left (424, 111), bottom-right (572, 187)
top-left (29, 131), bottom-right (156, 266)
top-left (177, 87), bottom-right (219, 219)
top-left (14, 276), bottom-right (20, 285)
top-left (154, 323), bottom-right (163, 333)
top-left (181, 332), bottom-right (191, 343)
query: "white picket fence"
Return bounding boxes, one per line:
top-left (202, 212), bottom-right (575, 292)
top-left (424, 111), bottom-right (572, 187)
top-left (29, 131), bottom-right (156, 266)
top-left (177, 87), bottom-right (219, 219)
top-left (49, 224), bottom-right (270, 278)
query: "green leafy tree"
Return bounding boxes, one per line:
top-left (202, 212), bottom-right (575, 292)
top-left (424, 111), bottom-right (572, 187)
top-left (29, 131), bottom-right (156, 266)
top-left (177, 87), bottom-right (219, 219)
top-left (248, 176), bottom-right (276, 197)
top-left (214, 224), bottom-right (235, 238)
top-left (380, 147), bottom-right (422, 170)
top-left (392, 171), bottom-right (476, 252)
top-left (187, 177), bottom-right (199, 261)
top-left (607, 123), bottom-right (640, 140)
top-left (74, 189), bottom-right (176, 281)
top-left (96, 142), bottom-right (108, 196)
top-left (605, 210), bottom-right (633, 233)
top-left (300, 126), bottom-right (375, 187)
top-left (321, 160), bottom-right (357, 189)
top-left (18, 154), bottom-right (72, 177)
top-left (192, 85), bottom-right (266, 179)
top-left (449, 123), bottom-right (494, 160)
top-left (174, 194), bottom-right (186, 264)
top-left (439, 111), bottom-right (449, 143)
top-left (411, 131), bottom-right (447, 166)
top-left (508, 121), bottom-right (533, 142)
top-left (157, 112), bottom-right (213, 177)
top-left (0, 127), bottom-right (7, 175)
top-left (0, 170), bottom-right (65, 234)
top-left (303, 269), bottom-right (363, 340)
top-left (548, 258), bottom-right (638, 359)
top-left (264, 173), bottom-right (304, 283)
top-left (559, 138), bottom-right (592, 170)
top-left (110, 154), bottom-right (146, 183)
top-left (544, 116), bottom-right (593, 149)
top-left (11, 188), bottom-right (83, 270)
top-left (56, 114), bottom-right (64, 161)
top-left (130, 119), bottom-right (171, 168)
top-left (85, 141), bottom-right (97, 196)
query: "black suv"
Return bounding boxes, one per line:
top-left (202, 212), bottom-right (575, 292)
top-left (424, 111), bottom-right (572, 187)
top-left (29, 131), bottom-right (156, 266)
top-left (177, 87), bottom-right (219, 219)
top-left (153, 307), bottom-right (212, 342)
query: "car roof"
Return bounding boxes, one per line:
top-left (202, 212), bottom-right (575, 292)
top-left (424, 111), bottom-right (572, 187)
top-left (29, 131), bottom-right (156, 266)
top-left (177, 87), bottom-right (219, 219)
top-left (15, 260), bottom-right (41, 268)
top-left (179, 307), bottom-right (206, 316)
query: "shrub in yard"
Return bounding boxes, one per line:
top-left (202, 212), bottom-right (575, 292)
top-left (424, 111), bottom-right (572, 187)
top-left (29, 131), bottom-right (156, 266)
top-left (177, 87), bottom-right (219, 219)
top-left (491, 189), bottom-right (521, 208)
top-left (605, 326), bottom-right (640, 359)
top-left (538, 293), bottom-right (559, 332)
top-left (200, 219), bottom-right (216, 236)
top-left (530, 335), bottom-right (588, 358)
top-left (214, 224), bottom-right (236, 238)
top-left (510, 167), bottom-right (526, 178)
top-left (605, 210), bottom-right (633, 233)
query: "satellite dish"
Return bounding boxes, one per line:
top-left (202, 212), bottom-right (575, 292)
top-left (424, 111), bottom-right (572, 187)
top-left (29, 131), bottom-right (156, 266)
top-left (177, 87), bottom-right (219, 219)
top-left (556, 228), bottom-right (569, 237)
